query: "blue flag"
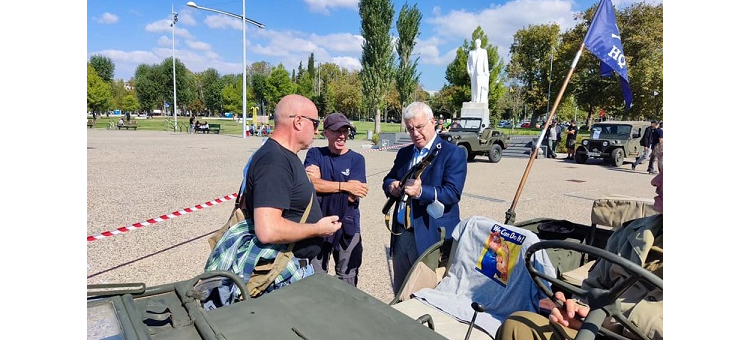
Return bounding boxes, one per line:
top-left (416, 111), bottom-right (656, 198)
top-left (583, 0), bottom-right (632, 109)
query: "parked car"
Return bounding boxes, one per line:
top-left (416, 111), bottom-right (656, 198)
top-left (520, 121), bottom-right (531, 128)
top-left (497, 120), bottom-right (512, 128)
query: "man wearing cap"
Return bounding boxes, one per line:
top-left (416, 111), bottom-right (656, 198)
top-left (304, 113), bottom-right (369, 286)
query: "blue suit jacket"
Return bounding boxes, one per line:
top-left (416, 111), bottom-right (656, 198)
top-left (382, 138), bottom-right (468, 254)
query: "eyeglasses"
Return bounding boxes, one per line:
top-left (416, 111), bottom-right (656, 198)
top-left (406, 121), bottom-right (431, 134)
top-left (290, 115), bottom-right (320, 129)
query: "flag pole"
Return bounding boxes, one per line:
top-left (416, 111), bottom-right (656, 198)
top-left (504, 41), bottom-right (586, 225)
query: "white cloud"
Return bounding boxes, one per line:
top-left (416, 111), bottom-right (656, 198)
top-left (302, 0), bottom-right (358, 14)
top-left (96, 12), bottom-right (119, 24)
top-left (332, 56), bottom-right (361, 71)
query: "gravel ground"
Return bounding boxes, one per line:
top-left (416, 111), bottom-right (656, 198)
top-left (86, 128), bottom-right (657, 303)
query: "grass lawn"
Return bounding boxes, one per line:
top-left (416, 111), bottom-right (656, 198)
top-left (86, 115), bottom-right (588, 140)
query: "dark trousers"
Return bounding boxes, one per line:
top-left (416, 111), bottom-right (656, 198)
top-left (390, 227), bottom-right (419, 295)
top-left (312, 232), bottom-right (362, 287)
top-left (647, 151), bottom-right (658, 172)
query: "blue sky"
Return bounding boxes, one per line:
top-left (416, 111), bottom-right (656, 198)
top-left (87, 0), bottom-right (661, 93)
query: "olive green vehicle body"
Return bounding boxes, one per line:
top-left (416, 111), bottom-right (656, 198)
top-left (574, 121), bottom-right (652, 167)
top-left (439, 117), bottom-right (511, 163)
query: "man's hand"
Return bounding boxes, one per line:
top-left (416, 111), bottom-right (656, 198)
top-left (305, 165), bottom-right (321, 179)
top-left (402, 177), bottom-right (422, 197)
top-left (315, 215), bottom-right (342, 237)
top-left (343, 180), bottom-right (368, 198)
top-left (389, 181), bottom-right (403, 197)
top-left (548, 291), bottom-right (589, 330)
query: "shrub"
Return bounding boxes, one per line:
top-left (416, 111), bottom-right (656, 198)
top-left (371, 133), bottom-right (380, 145)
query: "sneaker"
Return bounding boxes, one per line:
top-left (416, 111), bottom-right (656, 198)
top-left (631, 163), bottom-right (636, 171)
top-left (648, 170), bottom-right (657, 174)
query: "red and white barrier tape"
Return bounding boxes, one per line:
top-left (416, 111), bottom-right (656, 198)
top-left (86, 194), bottom-right (238, 242)
top-left (361, 142), bottom-right (412, 153)
top-left (87, 142), bottom-right (412, 243)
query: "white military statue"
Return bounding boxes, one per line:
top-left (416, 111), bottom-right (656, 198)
top-left (466, 39), bottom-right (490, 103)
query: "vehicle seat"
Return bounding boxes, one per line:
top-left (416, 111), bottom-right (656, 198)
top-left (561, 194), bottom-right (659, 286)
top-left (391, 216), bottom-right (556, 340)
top-left (479, 128), bottom-right (492, 144)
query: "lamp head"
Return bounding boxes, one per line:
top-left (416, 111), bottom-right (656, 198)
top-left (186, 2), bottom-right (198, 8)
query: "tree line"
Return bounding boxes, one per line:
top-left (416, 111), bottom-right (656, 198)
top-left (87, 0), bottom-right (662, 132)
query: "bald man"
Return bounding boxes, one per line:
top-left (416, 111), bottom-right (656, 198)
top-left (244, 94), bottom-right (342, 294)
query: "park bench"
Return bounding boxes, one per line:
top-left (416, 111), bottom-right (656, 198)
top-left (118, 120), bottom-right (138, 130)
top-left (87, 119), bottom-right (95, 128)
top-left (207, 123), bottom-right (221, 134)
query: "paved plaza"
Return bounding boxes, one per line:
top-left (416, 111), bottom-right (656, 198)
top-left (86, 129), bottom-right (657, 303)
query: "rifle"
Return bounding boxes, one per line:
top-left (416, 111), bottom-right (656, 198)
top-left (383, 145), bottom-right (440, 235)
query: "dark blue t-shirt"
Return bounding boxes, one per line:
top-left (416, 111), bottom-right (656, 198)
top-left (304, 147), bottom-right (367, 246)
top-left (651, 128), bottom-right (663, 148)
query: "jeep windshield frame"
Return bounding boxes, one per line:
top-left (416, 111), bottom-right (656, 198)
top-left (449, 117), bottom-right (483, 131)
top-left (589, 124), bottom-right (633, 140)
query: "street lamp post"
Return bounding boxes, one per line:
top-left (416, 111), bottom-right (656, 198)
top-left (171, 6), bottom-right (178, 131)
top-left (186, 1), bottom-right (265, 138)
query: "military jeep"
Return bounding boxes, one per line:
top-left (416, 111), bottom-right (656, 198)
top-left (439, 117), bottom-right (510, 163)
top-left (574, 120), bottom-right (651, 167)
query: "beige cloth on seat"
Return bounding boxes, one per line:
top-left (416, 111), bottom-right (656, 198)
top-left (591, 195), bottom-right (657, 229)
top-left (392, 298), bottom-right (493, 340)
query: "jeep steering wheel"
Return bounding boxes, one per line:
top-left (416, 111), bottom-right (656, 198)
top-left (525, 240), bottom-right (662, 340)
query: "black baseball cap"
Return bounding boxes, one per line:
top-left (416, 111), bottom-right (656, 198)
top-left (323, 113), bottom-right (354, 131)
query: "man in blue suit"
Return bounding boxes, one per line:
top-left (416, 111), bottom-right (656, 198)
top-left (383, 102), bottom-right (468, 294)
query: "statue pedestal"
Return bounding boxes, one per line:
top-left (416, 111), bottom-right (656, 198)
top-left (460, 102), bottom-right (490, 129)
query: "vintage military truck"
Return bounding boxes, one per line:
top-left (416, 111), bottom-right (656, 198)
top-left (439, 117), bottom-right (511, 163)
top-left (574, 120), bottom-right (652, 167)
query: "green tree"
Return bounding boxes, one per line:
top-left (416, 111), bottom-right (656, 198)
top-left (158, 58), bottom-right (190, 116)
top-left (329, 70), bottom-right (363, 118)
top-left (395, 3), bottom-right (422, 115)
top-left (264, 64), bottom-right (296, 114)
top-left (296, 65), bottom-right (314, 98)
top-left (318, 62), bottom-right (346, 115)
top-left (109, 79), bottom-right (131, 112)
top-left (506, 23), bottom-right (561, 127)
top-left (122, 94), bottom-right (140, 113)
top-left (221, 74), bottom-right (242, 116)
top-left (196, 68), bottom-right (222, 115)
top-left (247, 61), bottom-right (273, 114)
top-left (134, 64), bottom-right (161, 113)
top-left (359, 0), bottom-right (395, 134)
top-left (87, 63), bottom-right (111, 115)
top-left (90, 55), bottom-right (115, 82)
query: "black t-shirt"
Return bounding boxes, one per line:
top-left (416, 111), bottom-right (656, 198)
top-left (566, 125), bottom-right (578, 140)
top-left (245, 139), bottom-right (324, 259)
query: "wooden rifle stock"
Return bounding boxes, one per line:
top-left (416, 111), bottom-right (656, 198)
top-left (382, 147), bottom-right (440, 228)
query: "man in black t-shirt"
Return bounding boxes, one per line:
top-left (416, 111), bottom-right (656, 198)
top-left (565, 120), bottom-right (578, 159)
top-left (647, 122), bottom-right (663, 174)
top-left (632, 120), bottom-right (657, 171)
top-left (244, 94), bottom-right (342, 292)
